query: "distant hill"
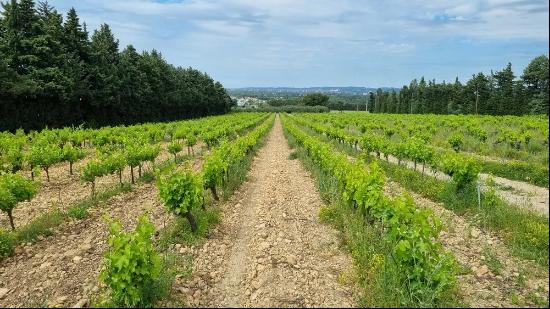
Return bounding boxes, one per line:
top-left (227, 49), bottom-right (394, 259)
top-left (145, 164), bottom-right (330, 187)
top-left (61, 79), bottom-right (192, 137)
top-left (228, 86), bottom-right (399, 95)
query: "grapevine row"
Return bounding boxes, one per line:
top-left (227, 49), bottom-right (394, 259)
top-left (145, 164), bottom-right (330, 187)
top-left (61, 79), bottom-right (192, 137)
top-left (0, 113), bottom-right (268, 232)
top-left (157, 114), bottom-right (275, 232)
top-left (297, 112), bottom-right (548, 186)
top-left (290, 114), bottom-right (482, 190)
top-left (281, 114), bottom-right (456, 304)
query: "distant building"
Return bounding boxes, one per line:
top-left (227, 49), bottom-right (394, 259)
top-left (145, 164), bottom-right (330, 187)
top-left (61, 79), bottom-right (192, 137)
top-left (232, 96), bottom-right (266, 108)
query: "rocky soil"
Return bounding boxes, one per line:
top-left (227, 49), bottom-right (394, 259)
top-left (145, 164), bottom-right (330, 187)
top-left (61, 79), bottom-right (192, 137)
top-left (173, 116), bottom-right (355, 307)
top-left (0, 183), bottom-right (172, 308)
top-left (0, 152), bottom-right (203, 308)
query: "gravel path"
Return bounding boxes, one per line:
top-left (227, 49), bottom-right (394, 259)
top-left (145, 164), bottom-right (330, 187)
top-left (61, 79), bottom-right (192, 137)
top-left (176, 115), bottom-right (355, 307)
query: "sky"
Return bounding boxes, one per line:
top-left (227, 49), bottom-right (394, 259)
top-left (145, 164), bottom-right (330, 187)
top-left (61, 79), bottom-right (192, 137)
top-left (45, 0), bottom-right (549, 88)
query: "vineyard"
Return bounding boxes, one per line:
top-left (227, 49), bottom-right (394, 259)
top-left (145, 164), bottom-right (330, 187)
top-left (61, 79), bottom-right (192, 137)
top-left (0, 112), bottom-right (548, 308)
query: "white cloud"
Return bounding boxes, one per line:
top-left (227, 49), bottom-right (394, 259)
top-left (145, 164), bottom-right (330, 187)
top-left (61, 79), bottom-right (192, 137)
top-left (46, 0), bottom-right (548, 87)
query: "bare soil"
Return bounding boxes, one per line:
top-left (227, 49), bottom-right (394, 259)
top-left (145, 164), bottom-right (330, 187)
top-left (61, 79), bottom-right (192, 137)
top-left (174, 116), bottom-right (355, 307)
top-left (0, 183), bottom-right (172, 308)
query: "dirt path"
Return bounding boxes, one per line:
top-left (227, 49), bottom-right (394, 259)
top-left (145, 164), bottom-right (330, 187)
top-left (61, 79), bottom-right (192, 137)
top-left (376, 152), bottom-right (549, 217)
top-left (175, 115), bottom-right (355, 307)
top-left (384, 181), bottom-right (549, 308)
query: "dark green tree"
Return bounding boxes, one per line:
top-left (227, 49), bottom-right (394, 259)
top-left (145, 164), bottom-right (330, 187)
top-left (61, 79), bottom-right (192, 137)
top-left (302, 93), bottom-right (329, 106)
top-left (522, 55), bottom-right (549, 114)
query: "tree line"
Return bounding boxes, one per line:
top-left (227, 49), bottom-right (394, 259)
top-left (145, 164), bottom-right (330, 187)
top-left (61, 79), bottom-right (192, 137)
top-left (368, 55), bottom-right (549, 115)
top-left (0, 0), bottom-right (233, 132)
top-left (262, 56), bottom-right (548, 116)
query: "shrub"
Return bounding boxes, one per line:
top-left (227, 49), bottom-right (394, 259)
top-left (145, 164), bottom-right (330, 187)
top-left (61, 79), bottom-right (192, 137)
top-left (0, 173), bottom-right (37, 230)
top-left (447, 134), bottom-right (463, 152)
top-left (0, 229), bottom-right (14, 258)
top-left (81, 159), bottom-right (106, 196)
top-left (167, 141), bottom-right (183, 162)
top-left (157, 167), bottom-right (203, 233)
top-left (101, 215), bottom-right (161, 308)
top-left (62, 143), bottom-right (86, 175)
top-left (185, 135), bottom-right (197, 156)
top-left (440, 154), bottom-right (480, 190)
top-left (26, 142), bottom-right (64, 182)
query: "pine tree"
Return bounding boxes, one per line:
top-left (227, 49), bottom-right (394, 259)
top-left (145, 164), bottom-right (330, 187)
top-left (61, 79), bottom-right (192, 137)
top-left (522, 55), bottom-right (549, 115)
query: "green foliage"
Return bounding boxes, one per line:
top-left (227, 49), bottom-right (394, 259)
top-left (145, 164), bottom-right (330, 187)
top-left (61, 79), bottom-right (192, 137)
top-left (157, 207), bottom-right (220, 249)
top-left (0, 135), bottom-right (25, 172)
top-left (81, 159), bottom-right (106, 195)
top-left (103, 152), bottom-right (126, 181)
top-left (0, 172), bottom-right (38, 229)
top-left (101, 215), bottom-right (161, 308)
top-left (360, 134), bottom-right (382, 155)
top-left (302, 93), bottom-right (330, 106)
top-left (125, 143), bottom-right (142, 168)
top-left (202, 154), bottom-right (225, 191)
top-left (387, 195), bottom-right (456, 302)
top-left (157, 167), bottom-right (203, 217)
top-left (167, 141), bottom-right (183, 158)
top-left (447, 134), bottom-right (463, 152)
top-left (295, 113), bottom-right (545, 189)
top-left (522, 55), bottom-right (549, 114)
top-left (202, 114), bottom-right (274, 200)
top-left (62, 143), bottom-right (86, 163)
top-left (0, 229), bottom-right (14, 258)
top-left (81, 159), bottom-right (106, 183)
top-left (25, 141), bottom-right (64, 180)
top-left (140, 144), bottom-right (161, 165)
top-left (480, 159), bottom-right (548, 187)
top-left (67, 204), bottom-right (89, 219)
top-left (379, 149), bottom-right (549, 267)
top-left (185, 135), bottom-right (197, 147)
top-left (234, 105), bottom-right (329, 113)
top-left (14, 209), bottom-right (65, 243)
top-left (440, 154), bottom-right (480, 190)
top-left (0, 2), bottom-right (233, 132)
top-left (63, 142), bottom-right (86, 175)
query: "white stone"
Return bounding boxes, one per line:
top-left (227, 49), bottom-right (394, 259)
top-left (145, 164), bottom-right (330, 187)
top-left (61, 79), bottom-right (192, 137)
top-left (0, 288), bottom-right (9, 299)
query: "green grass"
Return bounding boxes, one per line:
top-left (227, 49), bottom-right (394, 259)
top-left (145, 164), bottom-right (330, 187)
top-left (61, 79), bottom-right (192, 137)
top-left (0, 229), bottom-right (14, 258)
top-left (480, 159), bottom-right (548, 187)
top-left (222, 155), bottom-right (254, 199)
top-left (288, 151), bottom-right (299, 160)
top-left (14, 209), bottom-right (66, 243)
top-left (157, 206), bottom-right (220, 250)
top-left (482, 246), bottom-right (503, 275)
